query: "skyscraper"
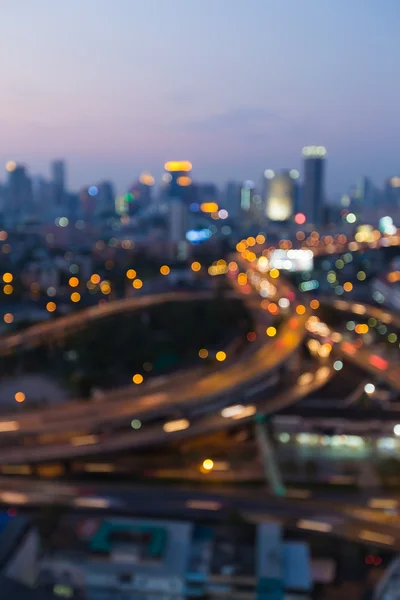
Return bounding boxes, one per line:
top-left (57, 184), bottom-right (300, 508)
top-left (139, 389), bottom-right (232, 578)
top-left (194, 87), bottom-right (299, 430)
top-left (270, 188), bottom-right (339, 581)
top-left (163, 161), bottom-right (194, 204)
top-left (264, 170), bottom-right (298, 222)
top-left (51, 160), bottom-right (66, 209)
top-left (225, 181), bottom-right (241, 218)
top-left (96, 181), bottom-right (116, 215)
top-left (385, 176), bottom-right (400, 208)
top-left (302, 146), bottom-right (326, 226)
top-left (164, 161), bottom-right (192, 258)
top-left (5, 162), bottom-right (33, 224)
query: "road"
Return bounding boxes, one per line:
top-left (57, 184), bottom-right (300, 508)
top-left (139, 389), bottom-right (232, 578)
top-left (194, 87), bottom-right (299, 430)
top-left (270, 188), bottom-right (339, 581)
top-left (2, 477), bottom-right (400, 550)
top-left (0, 276), bottom-right (312, 462)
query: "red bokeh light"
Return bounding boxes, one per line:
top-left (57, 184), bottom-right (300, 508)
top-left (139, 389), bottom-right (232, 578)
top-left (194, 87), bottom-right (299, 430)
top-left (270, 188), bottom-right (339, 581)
top-left (295, 213), bottom-right (306, 225)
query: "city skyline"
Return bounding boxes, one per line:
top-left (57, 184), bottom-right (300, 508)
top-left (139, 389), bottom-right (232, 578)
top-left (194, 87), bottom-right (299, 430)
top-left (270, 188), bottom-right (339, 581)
top-left (1, 0), bottom-right (400, 195)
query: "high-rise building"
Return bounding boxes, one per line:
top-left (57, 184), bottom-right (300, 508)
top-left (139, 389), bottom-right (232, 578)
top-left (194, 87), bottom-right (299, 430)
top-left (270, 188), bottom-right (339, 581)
top-left (264, 170), bottom-right (298, 222)
top-left (225, 181), bottom-right (242, 218)
top-left (385, 176), bottom-right (400, 208)
top-left (164, 162), bottom-right (192, 258)
top-left (163, 161), bottom-right (194, 204)
top-left (32, 176), bottom-right (52, 220)
top-left (51, 160), bottom-right (66, 210)
top-left (302, 146), bottom-right (327, 226)
top-left (96, 181), bottom-right (116, 215)
top-left (5, 162), bottom-right (33, 224)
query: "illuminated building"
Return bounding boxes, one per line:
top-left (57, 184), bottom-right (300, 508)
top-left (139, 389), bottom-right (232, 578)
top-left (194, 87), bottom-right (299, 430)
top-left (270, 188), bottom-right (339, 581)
top-left (163, 161), bottom-right (194, 204)
top-left (302, 146), bottom-right (326, 225)
top-left (265, 170), bottom-right (296, 222)
top-left (163, 162), bottom-right (192, 256)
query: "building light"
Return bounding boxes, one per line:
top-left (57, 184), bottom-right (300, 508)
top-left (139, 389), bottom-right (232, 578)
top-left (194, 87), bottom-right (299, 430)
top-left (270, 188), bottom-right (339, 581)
top-left (164, 161), bottom-right (192, 172)
top-left (302, 146), bottom-right (327, 158)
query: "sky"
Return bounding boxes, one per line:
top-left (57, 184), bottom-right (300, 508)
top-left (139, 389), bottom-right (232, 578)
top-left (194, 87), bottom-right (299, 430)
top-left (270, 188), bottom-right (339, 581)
top-left (1, 0), bottom-right (400, 197)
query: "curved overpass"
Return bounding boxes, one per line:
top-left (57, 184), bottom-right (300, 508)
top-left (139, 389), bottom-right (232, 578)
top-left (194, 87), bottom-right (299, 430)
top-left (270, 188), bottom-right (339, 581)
top-left (0, 283), bottom-right (310, 463)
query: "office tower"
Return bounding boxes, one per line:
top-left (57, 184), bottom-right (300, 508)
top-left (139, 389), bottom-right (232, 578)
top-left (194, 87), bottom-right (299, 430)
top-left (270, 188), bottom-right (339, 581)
top-left (168, 199), bottom-right (187, 243)
top-left (264, 170), bottom-right (298, 222)
top-left (32, 176), bottom-right (52, 220)
top-left (51, 160), bottom-right (66, 208)
top-left (163, 161), bottom-right (194, 204)
top-left (125, 173), bottom-right (155, 215)
top-left (385, 176), bottom-right (400, 208)
top-left (138, 172), bottom-right (155, 204)
top-left (5, 162), bottom-right (33, 224)
top-left (96, 181), bottom-right (116, 216)
top-left (302, 146), bottom-right (327, 226)
top-left (197, 183), bottom-right (218, 206)
top-left (79, 187), bottom-right (95, 224)
top-left (52, 160), bottom-right (65, 188)
top-left (225, 181), bottom-right (242, 218)
top-left (240, 180), bottom-right (255, 213)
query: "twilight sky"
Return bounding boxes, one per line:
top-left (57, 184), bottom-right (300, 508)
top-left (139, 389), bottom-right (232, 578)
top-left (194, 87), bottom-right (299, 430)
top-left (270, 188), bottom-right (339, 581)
top-left (1, 0), bottom-right (400, 196)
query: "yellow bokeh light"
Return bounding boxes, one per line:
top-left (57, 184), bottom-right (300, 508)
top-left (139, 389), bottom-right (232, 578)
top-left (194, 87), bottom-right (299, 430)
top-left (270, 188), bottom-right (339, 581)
top-left (164, 161), bottom-right (192, 172)
top-left (343, 281), bottom-right (353, 292)
top-left (266, 327), bottom-right (277, 337)
top-left (177, 175), bottom-right (192, 186)
top-left (228, 261), bottom-right (238, 271)
top-left (236, 242), bottom-right (246, 253)
top-left (355, 323), bottom-right (369, 334)
top-left (132, 279), bottom-right (143, 289)
top-left (3, 313), bottom-right (13, 324)
top-left (3, 284), bottom-right (13, 295)
top-left (216, 351), bottom-right (226, 362)
top-left (126, 269), bottom-right (137, 279)
top-left (296, 304), bottom-right (306, 315)
top-left (160, 265), bottom-right (170, 276)
top-left (202, 459), bottom-right (214, 471)
top-left (100, 282), bottom-right (111, 295)
top-left (5, 161), bottom-right (16, 172)
top-left (198, 348), bottom-right (208, 359)
top-left (90, 274), bottom-right (101, 284)
top-left (132, 374), bottom-right (144, 384)
top-left (270, 268), bottom-right (280, 279)
top-left (46, 302), bottom-right (56, 313)
top-left (69, 277), bottom-right (79, 288)
top-left (15, 392), bottom-right (25, 403)
top-left (200, 202), bottom-right (219, 213)
top-left (256, 234), bottom-right (266, 244)
top-left (139, 172), bottom-right (155, 186)
top-left (71, 292), bottom-right (81, 302)
top-left (2, 272), bottom-right (13, 283)
top-left (191, 261), bottom-right (201, 272)
top-left (247, 237), bottom-right (256, 247)
top-left (310, 299), bottom-right (320, 310)
top-left (237, 273), bottom-right (247, 286)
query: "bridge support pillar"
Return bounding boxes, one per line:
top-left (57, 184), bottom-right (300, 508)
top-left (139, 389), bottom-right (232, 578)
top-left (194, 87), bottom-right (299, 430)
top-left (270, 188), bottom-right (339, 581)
top-left (255, 416), bottom-right (285, 496)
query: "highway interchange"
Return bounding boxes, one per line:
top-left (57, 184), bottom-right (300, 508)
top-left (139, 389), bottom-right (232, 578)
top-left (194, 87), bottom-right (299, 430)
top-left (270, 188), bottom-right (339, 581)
top-left (0, 231), bottom-right (399, 552)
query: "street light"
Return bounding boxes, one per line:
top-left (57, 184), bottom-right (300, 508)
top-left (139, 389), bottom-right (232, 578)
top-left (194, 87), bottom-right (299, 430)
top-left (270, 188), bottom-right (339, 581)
top-left (202, 459), bottom-right (214, 471)
top-left (364, 383), bottom-right (376, 395)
